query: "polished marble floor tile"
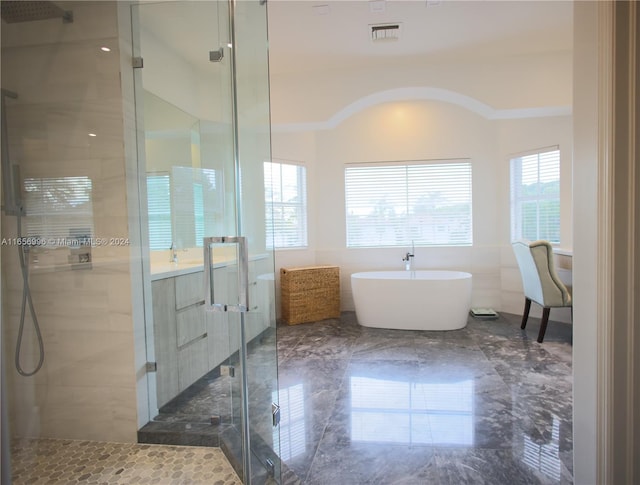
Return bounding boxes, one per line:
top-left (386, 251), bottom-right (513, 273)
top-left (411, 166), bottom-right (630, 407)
top-left (305, 442), bottom-right (439, 485)
top-left (136, 310), bottom-right (572, 484)
top-left (276, 311), bottom-right (573, 484)
top-left (432, 448), bottom-right (574, 485)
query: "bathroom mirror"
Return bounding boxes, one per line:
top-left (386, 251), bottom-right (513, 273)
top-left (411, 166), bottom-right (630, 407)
top-left (143, 91), bottom-right (226, 253)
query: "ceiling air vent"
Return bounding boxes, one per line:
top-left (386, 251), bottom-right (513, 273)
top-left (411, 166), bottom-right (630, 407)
top-left (370, 23), bottom-right (402, 43)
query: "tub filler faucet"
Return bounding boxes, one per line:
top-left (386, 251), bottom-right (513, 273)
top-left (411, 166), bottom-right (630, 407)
top-left (402, 242), bottom-right (415, 271)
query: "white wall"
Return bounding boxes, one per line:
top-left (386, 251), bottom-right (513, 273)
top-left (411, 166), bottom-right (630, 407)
top-left (571, 2), bottom-right (600, 482)
top-left (270, 51), bottom-right (573, 126)
top-left (137, 2), bottom-right (228, 125)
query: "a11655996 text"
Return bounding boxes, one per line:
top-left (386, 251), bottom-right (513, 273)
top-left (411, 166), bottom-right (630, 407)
top-left (1, 237), bottom-right (130, 247)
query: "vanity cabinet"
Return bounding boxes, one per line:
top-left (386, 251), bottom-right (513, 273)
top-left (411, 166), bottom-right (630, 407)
top-left (152, 271), bottom-right (207, 408)
top-left (175, 272), bottom-right (208, 398)
top-left (151, 277), bottom-right (179, 408)
top-left (151, 256), bottom-right (273, 409)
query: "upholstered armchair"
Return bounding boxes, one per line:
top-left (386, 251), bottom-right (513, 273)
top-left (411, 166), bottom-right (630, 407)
top-left (512, 240), bottom-right (572, 343)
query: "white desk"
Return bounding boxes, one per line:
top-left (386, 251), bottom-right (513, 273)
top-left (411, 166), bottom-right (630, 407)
top-left (552, 247), bottom-right (572, 289)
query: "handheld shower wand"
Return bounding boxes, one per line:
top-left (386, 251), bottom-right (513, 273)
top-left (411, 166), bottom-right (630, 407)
top-left (2, 88), bottom-right (44, 376)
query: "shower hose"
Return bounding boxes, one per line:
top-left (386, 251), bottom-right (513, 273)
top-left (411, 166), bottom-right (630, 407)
top-left (14, 212), bottom-right (44, 376)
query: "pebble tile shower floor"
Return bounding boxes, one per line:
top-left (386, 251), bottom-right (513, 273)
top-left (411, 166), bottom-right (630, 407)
top-left (10, 438), bottom-right (241, 484)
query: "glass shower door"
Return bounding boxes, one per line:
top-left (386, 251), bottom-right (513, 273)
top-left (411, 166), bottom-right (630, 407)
top-left (225, 2), bottom-right (281, 482)
top-left (132, 1), bottom-right (280, 483)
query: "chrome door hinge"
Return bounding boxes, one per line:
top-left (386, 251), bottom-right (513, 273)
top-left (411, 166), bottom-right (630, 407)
top-left (220, 365), bottom-right (235, 377)
top-left (272, 402), bottom-right (281, 427)
top-left (132, 57), bottom-right (144, 69)
top-left (265, 458), bottom-right (275, 477)
top-left (209, 48), bottom-right (224, 62)
top-left (146, 362), bottom-right (157, 372)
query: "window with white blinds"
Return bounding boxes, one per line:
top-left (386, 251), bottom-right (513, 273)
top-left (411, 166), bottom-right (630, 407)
top-left (345, 160), bottom-right (472, 247)
top-left (147, 173), bottom-right (172, 250)
top-left (510, 148), bottom-right (560, 243)
top-left (264, 160), bottom-right (307, 249)
top-left (23, 176), bottom-right (94, 246)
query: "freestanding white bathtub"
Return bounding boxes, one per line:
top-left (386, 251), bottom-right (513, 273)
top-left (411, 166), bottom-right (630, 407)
top-left (351, 270), bottom-right (472, 330)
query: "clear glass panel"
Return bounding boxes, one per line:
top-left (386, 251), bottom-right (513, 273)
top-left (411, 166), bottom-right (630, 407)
top-left (1, 0), bottom-right (144, 477)
top-left (227, 1), bottom-right (281, 482)
top-left (133, 1), bottom-right (279, 483)
top-left (1, 1), bottom-right (278, 481)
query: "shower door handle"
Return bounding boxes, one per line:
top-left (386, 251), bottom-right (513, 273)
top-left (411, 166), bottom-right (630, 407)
top-left (203, 236), bottom-right (249, 313)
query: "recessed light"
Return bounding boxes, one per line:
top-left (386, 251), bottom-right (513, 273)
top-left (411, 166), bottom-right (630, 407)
top-left (100, 46), bottom-right (111, 52)
top-left (88, 133), bottom-right (97, 137)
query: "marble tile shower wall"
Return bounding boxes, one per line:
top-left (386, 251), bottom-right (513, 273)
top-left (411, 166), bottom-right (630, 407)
top-left (1, 2), bottom-right (139, 442)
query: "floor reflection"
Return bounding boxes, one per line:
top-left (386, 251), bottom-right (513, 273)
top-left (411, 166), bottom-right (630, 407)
top-left (350, 376), bottom-right (474, 445)
top-left (275, 384), bottom-right (306, 460)
top-left (522, 415), bottom-right (562, 481)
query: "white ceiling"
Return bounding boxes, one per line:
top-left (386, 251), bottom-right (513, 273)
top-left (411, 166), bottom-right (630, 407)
top-left (266, 0), bottom-right (574, 75)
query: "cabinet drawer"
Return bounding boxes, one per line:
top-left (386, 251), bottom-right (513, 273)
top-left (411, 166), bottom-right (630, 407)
top-left (177, 336), bottom-right (208, 392)
top-left (176, 303), bottom-right (206, 347)
top-left (175, 271), bottom-right (205, 310)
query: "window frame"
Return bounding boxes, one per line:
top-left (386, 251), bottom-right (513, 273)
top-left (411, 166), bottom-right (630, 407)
top-left (509, 146), bottom-right (561, 243)
top-left (344, 159), bottom-right (473, 248)
top-left (264, 159), bottom-right (308, 250)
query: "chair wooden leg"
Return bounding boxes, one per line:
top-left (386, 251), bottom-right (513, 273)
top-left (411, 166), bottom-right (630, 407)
top-left (521, 298), bottom-right (532, 329)
top-left (537, 307), bottom-right (551, 343)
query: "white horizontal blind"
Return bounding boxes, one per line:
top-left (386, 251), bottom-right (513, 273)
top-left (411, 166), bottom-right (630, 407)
top-left (193, 182), bottom-right (204, 247)
top-left (171, 166), bottom-right (195, 248)
top-left (148, 168), bottom-right (222, 251)
top-left (147, 173), bottom-right (172, 250)
top-left (510, 148), bottom-right (560, 243)
top-left (345, 160), bottom-right (472, 247)
top-left (264, 160), bottom-right (307, 249)
top-left (23, 176), bottom-right (94, 245)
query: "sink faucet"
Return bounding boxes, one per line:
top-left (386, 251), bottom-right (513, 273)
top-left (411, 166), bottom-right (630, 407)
top-left (170, 243), bottom-right (178, 263)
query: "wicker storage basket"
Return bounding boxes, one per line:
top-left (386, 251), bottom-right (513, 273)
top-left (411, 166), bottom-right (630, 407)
top-left (280, 265), bottom-right (340, 325)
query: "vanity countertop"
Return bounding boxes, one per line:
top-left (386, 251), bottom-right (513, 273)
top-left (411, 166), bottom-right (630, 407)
top-left (150, 261), bottom-right (206, 280)
top-left (150, 253), bottom-right (269, 281)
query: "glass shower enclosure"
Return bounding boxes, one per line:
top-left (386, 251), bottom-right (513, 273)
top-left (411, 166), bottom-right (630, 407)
top-left (132, 1), bottom-right (280, 483)
top-left (1, 0), bottom-right (279, 483)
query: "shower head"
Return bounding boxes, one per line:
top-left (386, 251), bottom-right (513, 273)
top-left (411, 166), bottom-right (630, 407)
top-left (1, 1), bottom-right (73, 24)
